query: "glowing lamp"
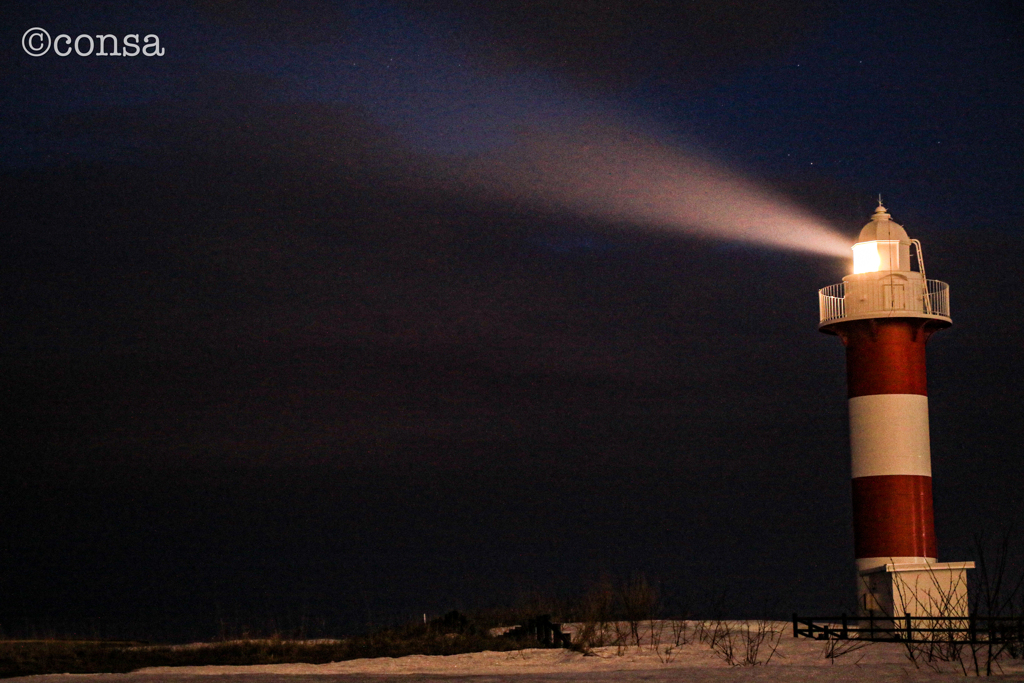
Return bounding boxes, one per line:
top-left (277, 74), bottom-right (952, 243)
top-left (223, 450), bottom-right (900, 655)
top-left (852, 239), bottom-right (900, 274)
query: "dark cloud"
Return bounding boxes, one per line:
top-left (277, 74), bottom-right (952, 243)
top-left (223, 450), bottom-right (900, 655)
top-left (184, 0), bottom-right (353, 44)
top-left (1, 133), bottom-right (846, 471)
top-left (402, 0), bottom-right (832, 90)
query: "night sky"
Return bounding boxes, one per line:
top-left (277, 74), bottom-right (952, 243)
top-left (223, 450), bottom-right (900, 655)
top-left (2, 1), bottom-right (1023, 641)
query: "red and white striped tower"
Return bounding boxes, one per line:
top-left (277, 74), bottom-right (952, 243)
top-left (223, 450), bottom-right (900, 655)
top-left (818, 204), bottom-right (970, 617)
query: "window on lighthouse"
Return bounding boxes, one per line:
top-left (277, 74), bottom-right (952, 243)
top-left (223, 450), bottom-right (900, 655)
top-left (852, 240), bottom-right (900, 274)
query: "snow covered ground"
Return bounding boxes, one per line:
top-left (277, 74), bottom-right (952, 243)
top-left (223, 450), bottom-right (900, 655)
top-left (10, 621), bottom-right (1024, 682)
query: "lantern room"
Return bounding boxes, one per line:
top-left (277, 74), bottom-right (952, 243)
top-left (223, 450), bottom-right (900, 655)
top-left (817, 204), bottom-right (951, 331)
top-left (851, 204), bottom-right (912, 274)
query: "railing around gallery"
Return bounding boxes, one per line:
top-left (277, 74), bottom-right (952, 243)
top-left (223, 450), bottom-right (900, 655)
top-left (818, 279), bottom-right (950, 325)
top-left (818, 283), bottom-right (846, 324)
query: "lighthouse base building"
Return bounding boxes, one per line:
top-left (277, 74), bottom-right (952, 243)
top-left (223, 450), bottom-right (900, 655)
top-left (818, 204), bottom-right (973, 619)
top-left (858, 561), bottom-right (973, 620)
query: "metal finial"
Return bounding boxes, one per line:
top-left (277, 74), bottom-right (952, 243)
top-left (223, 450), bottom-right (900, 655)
top-left (877, 194), bottom-right (883, 207)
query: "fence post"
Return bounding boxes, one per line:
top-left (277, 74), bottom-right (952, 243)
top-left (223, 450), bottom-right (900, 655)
top-left (969, 614), bottom-right (976, 643)
top-left (841, 613), bottom-right (848, 639)
top-left (905, 613), bottom-right (912, 642)
top-left (792, 613), bottom-right (798, 638)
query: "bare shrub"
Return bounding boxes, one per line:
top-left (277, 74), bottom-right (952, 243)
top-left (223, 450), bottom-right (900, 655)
top-left (619, 574), bottom-right (658, 649)
top-left (568, 577), bottom-right (617, 654)
top-left (742, 619), bottom-right (783, 666)
top-left (647, 618), bottom-right (675, 662)
top-left (669, 618), bottom-right (692, 646)
top-left (568, 573), bottom-right (661, 656)
top-left (707, 621), bottom-right (735, 665)
top-left (568, 621), bottom-right (600, 655)
top-left (699, 619), bottom-right (782, 667)
top-left (821, 631), bottom-right (871, 664)
top-left (647, 618), bottom-right (662, 654)
top-left (611, 620), bottom-right (630, 655)
top-left (964, 529), bottom-right (1024, 676)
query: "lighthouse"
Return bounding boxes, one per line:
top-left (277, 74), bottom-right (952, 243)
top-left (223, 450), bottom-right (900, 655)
top-left (818, 203), bottom-right (973, 619)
